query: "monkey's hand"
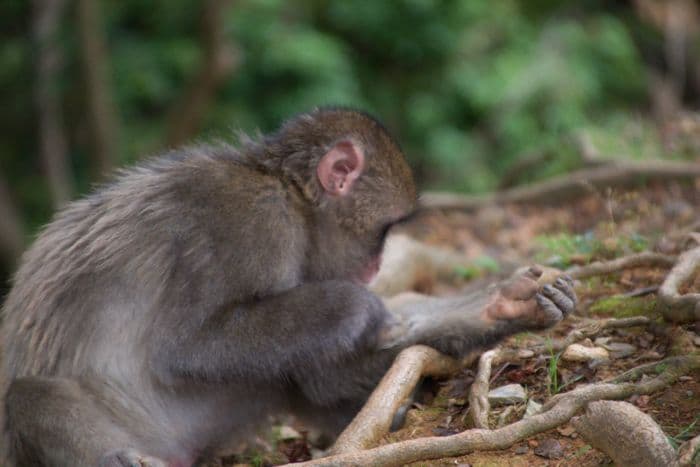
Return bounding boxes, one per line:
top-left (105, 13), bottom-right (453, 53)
top-left (482, 266), bottom-right (576, 330)
top-left (380, 267), bottom-right (576, 358)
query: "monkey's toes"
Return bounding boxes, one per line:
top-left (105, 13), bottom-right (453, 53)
top-left (535, 293), bottom-right (565, 326)
top-left (542, 283), bottom-right (575, 316)
top-left (99, 449), bottom-right (167, 467)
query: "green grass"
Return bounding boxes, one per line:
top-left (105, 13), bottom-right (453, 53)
top-left (589, 295), bottom-right (657, 318)
top-left (534, 231), bottom-right (649, 268)
top-left (454, 255), bottom-right (500, 280)
top-left (668, 416), bottom-right (699, 450)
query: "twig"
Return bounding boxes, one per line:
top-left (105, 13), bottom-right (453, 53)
top-left (328, 345), bottom-right (458, 455)
top-left (621, 285), bottom-right (659, 298)
top-left (566, 252), bottom-right (677, 280)
top-left (657, 246), bottom-right (700, 323)
top-left (295, 354), bottom-right (699, 467)
top-left (420, 161), bottom-right (700, 211)
top-left (532, 316), bottom-right (652, 354)
top-left (468, 349), bottom-right (497, 429)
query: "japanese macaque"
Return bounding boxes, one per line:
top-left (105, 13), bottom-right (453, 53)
top-left (1, 108), bottom-right (575, 466)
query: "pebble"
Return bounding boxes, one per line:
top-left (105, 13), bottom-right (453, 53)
top-left (277, 426), bottom-right (302, 440)
top-left (562, 343), bottom-right (610, 362)
top-left (488, 384), bottom-right (527, 406)
top-left (534, 438), bottom-right (564, 459)
top-left (514, 445), bottom-right (529, 455)
top-left (601, 342), bottom-right (637, 359)
top-left (524, 399), bottom-right (542, 418)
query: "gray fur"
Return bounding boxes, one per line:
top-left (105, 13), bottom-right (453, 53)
top-left (0, 108), bottom-right (574, 466)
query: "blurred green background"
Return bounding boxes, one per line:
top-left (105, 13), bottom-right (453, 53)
top-left (1, 0), bottom-right (700, 286)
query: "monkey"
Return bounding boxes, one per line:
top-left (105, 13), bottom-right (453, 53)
top-left (0, 107), bottom-right (576, 467)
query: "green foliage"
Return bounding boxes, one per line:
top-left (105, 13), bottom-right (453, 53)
top-left (0, 0), bottom-right (670, 243)
top-left (545, 340), bottom-right (562, 396)
top-left (454, 255), bottom-right (500, 280)
top-left (535, 230), bottom-right (649, 267)
top-left (668, 416), bottom-right (699, 450)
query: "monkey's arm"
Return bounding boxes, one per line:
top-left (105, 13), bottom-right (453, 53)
top-left (152, 280), bottom-right (392, 389)
top-left (378, 269), bottom-right (577, 358)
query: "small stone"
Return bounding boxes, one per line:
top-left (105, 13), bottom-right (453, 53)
top-left (693, 336), bottom-right (700, 347)
top-left (557, 425), bottom-right (576, 437)
top-left (528, 439), bottom-right (539, 448)
top-left (686, 390), bottom-right (694, 398)
top-left (277, 425), bottom-right (302, 441)
top-left (524, 399), bottom-right (542, 418)
top-left (594, 336), bottom-right (611, 346)
top-left (601, 342), bottom-right (636, 359)
top-left (562, 343), bottom-right (610, 362)
top-left (488, 384), bottom-right (527, 406)
top-left (517, 349), bottom-right (535, 359)
top-left (514, 445), bottom-right (529, 455)
top-left (534, 438), bottom-right (564, 459)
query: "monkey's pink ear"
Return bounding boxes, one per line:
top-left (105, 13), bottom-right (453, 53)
top-left (317, 140), bottom-right (365, 196)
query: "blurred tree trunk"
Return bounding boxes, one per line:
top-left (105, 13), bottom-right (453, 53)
top-left (77, 0), bottom-right (120, 177)
top-left (0, 175), bottom-right (25, 266)
top-left (165, 0), bottom-right (238, 147)
top-left (33, 0), bottom-right (73, 208)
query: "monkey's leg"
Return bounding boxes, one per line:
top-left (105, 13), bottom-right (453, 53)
top-left (380, 268), bottom-right (577, 357)
top-left (5, 377), bottom-right (166, 467)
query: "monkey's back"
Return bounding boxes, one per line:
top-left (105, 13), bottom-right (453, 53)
top-left (0, 148), bottom-right (306, 385)
top-left (1, 167), bottom-right (175, 383)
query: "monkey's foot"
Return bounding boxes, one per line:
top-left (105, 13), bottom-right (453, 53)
top-left (99, 449), bottom-right (167, 467)
top-left (484, 267), bottom-right (576, 328)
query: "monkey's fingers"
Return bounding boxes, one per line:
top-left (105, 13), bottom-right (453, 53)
top-left (525, 265), bottom-right (543, 280)
top-left (534, 293), bottom-right (566, 327)
top-left (553, 276), bottom-right (577, 307)
top-left (500, 275), bottom-right (539, 301)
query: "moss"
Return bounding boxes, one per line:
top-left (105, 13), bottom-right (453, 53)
top-left (589, 295), bottom-right (657, 318)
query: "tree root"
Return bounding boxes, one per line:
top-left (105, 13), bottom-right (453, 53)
top-left (468, 349), bottom-right (498, 429)
top-left (566, 252), bottom-right (677, 280)
top-left (657, 246), bottom-right (700, 323)
top-left (571, 400), bottom-right (676, 467)
top-left (420, 160), bottom-right (700, 211)
top-left (296, 354), bottom-right (699, 467)
top-left (328, 345), bottom-right (459, 455)
top-left (370, 234), bottom-right (469, 297)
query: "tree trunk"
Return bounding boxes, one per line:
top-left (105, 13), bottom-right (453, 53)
top-left (77, 0), bottom-right (120, 177)
top-left (33, 0), bottom-right (73, 207)
top-left (165, 0), bottom-right (237, 147)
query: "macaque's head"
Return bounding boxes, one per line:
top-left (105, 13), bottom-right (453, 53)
top-left (266, 107), bottom-right (417, 283)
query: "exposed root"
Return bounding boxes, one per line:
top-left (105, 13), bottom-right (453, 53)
top-left (657, 246), bottom-right (700, 323)
top-left (328, 345), bottom-right (459, 455)
top-left (370, 234), bottom-right (469, 297)
top-left (420, 161), bottom-right (700, 210)
top-left (296, 355), bottom-right (699, 467)
top-left (571, 400), bottom-right (676, 467)
top-left (468, 349), bottom-right (498, 429)
top-left (566, 252), bottom-right (677, 280)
